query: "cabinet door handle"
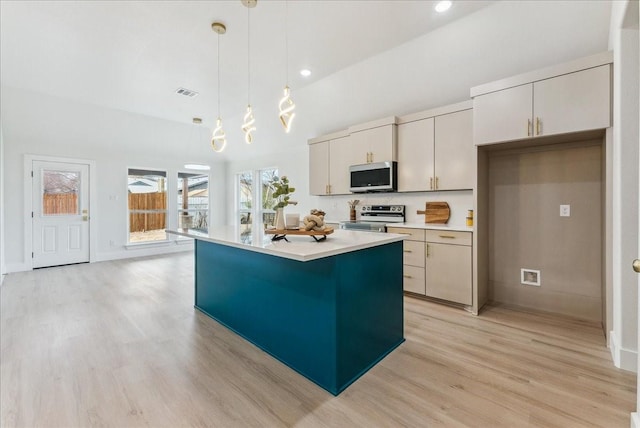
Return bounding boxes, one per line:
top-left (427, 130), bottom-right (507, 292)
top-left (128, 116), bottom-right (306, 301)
top-left (403, 249), bottom-right (413, 253)
top-left (439, 234), bottom-right (456, 239)
top-left (403, 274), bottom-right (412, 279)
top-left (527, 119), bottom-right (532, 136)
top-left (426, 244), bottom-right (430, 257)
top-left (435, 176), bottom-right (439, 190)
top-left (536, 117), bottom-right (541, 135)
top-left (430, 177), bottom-right (433, 190)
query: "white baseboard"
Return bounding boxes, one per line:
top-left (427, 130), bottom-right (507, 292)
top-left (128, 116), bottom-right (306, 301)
top-left (610, 330), bottom-right (638, 372)
top-left (5, 262), bottom-right (30, 273)
top-left (4, 243), bottom-right (193, 272)
top-left (631, 412), bottom-right (640, 428)
top-left (96, 242), bottom-right (193, 262)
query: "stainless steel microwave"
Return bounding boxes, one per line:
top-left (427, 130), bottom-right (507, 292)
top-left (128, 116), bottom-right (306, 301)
top-left (349, 161), bottom-right (397, 193)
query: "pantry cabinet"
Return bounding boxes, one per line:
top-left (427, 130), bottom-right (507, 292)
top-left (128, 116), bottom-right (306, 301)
top-left (474, 64), bottom-right (611, 145)
top-left (397, 106), bottom-right (473, 192)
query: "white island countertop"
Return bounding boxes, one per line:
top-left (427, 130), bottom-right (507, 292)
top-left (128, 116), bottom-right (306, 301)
top-left (167, 227), bottom-right (406, 262)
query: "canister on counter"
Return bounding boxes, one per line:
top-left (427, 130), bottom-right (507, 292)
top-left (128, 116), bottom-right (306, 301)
top-left (466, 209), bottom-right (474, 227)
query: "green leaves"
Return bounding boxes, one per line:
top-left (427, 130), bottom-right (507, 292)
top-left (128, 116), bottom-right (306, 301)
top-left (271, 175), bottom-right (295, 208)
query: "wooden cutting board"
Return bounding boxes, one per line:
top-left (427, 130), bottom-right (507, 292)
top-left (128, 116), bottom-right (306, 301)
top-left (417, 202), bottom-right (450, 224)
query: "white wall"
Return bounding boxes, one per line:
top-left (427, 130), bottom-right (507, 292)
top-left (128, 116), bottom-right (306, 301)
top-left (0, 86), bottom-right (227, 272)
top-left (609, 0), bottom-right (640, 373)
top-left (226, 1), bottom-right (611, 226)
top-left (0, 121), bottom-right (5, 283)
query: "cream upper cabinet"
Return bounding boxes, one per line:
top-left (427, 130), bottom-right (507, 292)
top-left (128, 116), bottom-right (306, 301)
top-left (397, 118), bottom-right (434, 192)
top-left (434, 109), bottom-right (473, 190)
top-left (474, 64), bottom-right (611, 146)
top-left (327, 135), bottom-right (353, 195)
top-left (349, 124), bottom-right (396, 165)
top-left (308, 141), bottom-right (329, 196)
top-left (533, 65), bottom-right (611, 136)
top-left (473, 84), bottom-right (533, 146)
top-left (308, 135), bottom-right (351, 195)
top-left (397, 107), bottom-right (473, 192)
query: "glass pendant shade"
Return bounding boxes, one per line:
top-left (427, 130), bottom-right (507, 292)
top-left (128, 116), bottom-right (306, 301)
top-left (279, 86), bottom-right (296, 133)
top-left (242, 105), bottom-right (256, 144)
top-left (211, 117), bottom-right (227, 152)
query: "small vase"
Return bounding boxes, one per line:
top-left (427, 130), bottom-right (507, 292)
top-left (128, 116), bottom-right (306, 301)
top-left (275, 207), bottom-right (285, 230)
top-left (350, 208), bottom-right (356, 221)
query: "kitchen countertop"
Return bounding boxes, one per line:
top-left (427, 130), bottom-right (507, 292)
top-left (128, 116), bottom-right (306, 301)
top-left (386, 223), bottom-right (473, 232)
top-left (166, 226), bottom-right (406, 262)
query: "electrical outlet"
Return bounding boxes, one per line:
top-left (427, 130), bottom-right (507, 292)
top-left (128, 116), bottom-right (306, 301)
top-left (560, 204), bottom-right (570, 217)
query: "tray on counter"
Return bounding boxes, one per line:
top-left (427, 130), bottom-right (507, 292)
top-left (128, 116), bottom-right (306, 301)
top-left (265, 227), bottom-right (334, 242)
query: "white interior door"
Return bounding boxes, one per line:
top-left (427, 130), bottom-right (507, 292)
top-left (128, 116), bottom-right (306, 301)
top-left (32, 161), bottom-right (90, 268)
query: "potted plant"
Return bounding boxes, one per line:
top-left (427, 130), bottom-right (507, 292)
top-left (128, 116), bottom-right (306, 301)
top-left (271, 176), bottom-right (296, 229)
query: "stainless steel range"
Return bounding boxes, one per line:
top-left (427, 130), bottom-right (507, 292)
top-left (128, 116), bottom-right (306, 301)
top-left (339, 205), bottom-right (405, 232)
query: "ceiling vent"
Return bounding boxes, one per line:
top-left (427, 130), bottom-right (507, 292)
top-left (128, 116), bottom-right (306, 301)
top-left (175, 87), bottom-right (199, 98)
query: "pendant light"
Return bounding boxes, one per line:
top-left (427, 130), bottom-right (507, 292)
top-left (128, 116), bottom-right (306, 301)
top-left (278, 0), bottom-right (295, 133)
top-left (211, 21), bottom-right (227, 153)
top-left (241, 0), bottom-right (257, 144)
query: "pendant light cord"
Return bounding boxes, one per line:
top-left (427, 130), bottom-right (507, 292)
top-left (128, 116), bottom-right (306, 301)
top-left (285, 0), bottom-right (289, 85)
top-left (217, 32), bottom-right (221, 117)
top-left (247, 5), bottom-right (251, 105)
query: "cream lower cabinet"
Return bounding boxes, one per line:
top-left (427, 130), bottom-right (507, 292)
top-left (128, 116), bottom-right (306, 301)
top-left (388, 227), bottom-right (472, 306)
top-left (425, 230), bottom-right (472, 305)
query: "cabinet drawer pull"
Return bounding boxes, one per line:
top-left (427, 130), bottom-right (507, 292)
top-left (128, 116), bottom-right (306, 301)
top-left (439, 234), bottom-right (456, 239)
top-left (536, 117), bottom-right (541, 135)
top-left (403, 249), bottom-right (413, 253)
top-left (403, 274), bottom-right (412, 279)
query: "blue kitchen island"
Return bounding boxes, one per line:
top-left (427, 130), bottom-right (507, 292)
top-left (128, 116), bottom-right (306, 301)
top-left (167, 226), bottom-right (406, 395)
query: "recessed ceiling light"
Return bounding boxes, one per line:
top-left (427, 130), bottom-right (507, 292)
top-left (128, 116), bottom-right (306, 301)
top-left (300, 69), bottom-right (311, 77)
top-left (184, 164), bottom-right (211, 171)
top-left (434, 0), bottom-right (452, 13)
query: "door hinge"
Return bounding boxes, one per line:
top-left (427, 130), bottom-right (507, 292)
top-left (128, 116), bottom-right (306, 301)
top-left (31, 212), bottom-right (34, 218)
top-left (31, 252), bottom-right (34, 258)
top-left (31, 171), bottom-right (34, 178)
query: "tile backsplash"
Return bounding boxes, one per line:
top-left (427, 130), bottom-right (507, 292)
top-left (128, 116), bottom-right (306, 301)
top-left (309, 190), bottom-right (473, 226)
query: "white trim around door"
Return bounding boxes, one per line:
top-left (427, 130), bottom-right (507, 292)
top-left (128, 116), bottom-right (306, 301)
top-left (24, 155), bottom-right (97, 270)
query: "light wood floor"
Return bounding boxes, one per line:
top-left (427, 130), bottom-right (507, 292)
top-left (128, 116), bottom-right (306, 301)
top-left (1, 252), bottom-right (636, 427)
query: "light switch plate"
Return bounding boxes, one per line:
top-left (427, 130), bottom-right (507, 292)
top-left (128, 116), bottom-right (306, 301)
top-left (560, 204), bottom-right (570, 217)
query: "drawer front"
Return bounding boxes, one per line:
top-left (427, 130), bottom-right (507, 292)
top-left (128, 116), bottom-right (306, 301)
top-left (403, 265), bottom-right (425, 295)
top-left (425, 230), bottom-right (472, 246)
top-left (387, 227), bottom-right (425, 241)
top-left (403, 240), bottom-right (425, 267)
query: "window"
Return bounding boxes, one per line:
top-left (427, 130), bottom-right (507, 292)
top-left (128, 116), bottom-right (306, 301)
top-left (42, 170), bottom-right (80, 215)
top-left (177, 172), bottom-right (209, 230)
top-left (260, 168), bottom-right (278, 228)
top-left (127, 168), bottom-right (167, 243)
top-left (237, 171), bottom-right (253, 238)
top-left (236, 168), bottom-right (278, 234)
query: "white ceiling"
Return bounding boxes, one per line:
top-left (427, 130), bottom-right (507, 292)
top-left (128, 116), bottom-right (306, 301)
top-left (0, 0), bottom-right (493, 130)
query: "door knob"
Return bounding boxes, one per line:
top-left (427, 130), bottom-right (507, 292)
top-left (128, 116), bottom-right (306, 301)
top-left (633, 259), bottom-right (640, 273)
